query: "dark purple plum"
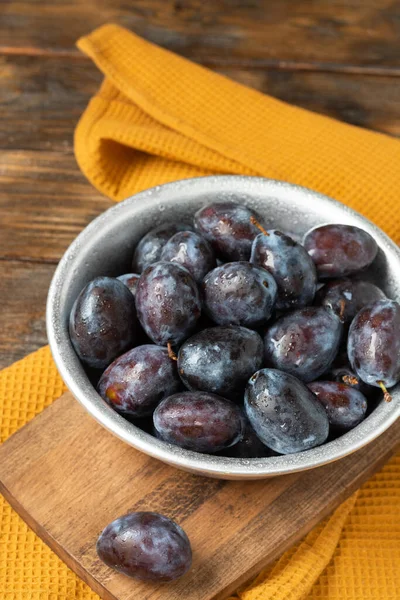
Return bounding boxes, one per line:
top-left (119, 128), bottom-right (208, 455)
top-left (250, 230), bottom-right (317, 310)
top-left (264, 307), bottom-right (342, 382)
top-left (308, 381), bottom-right (367, 431)
top-left (160, 230), bottom-right (216, 283)
top-left (69, 276), bottom-right (137, 370)
top-left (245, 369), bottom-right (329, 454)
top-left (136, 262), bottom-right (201, 346)
top-left (178, 326), bottom-right (263, 401)
top-left (117, 273), bottom-right (140, 297)
top-left (348, 300), bottom-right (400, 395)
top-left (202, 262), bottom-right (277, 329)
top-left (132, 223), bottom-right (192, 272)
top-left (315, 278), bottom-right (386, 323)
top-left (118, 272), bottom-right (152, 345)
top-left (328, 366), bottom-right (374, 399)
top-left (220, 417), bottom-right (274, 458)
top-left (303, 224), bottom-right (378, 278)
top-left (194, 202), bottom-right (264, 261)
top-left (153, 391), bottom-right (243, 453)
top-left (97, 345), bottom-right (181, 418)
top-left (97, 512), bottom-right (192, 582)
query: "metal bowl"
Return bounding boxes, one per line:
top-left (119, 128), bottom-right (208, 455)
top-left (46, 176), bottom-right (400, 479)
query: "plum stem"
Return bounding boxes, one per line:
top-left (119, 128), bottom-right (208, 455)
top-left (377, 380), bottom-right (392, 402)
top-left (342, 374), bottom-right (359, 386)
top-left (167, 342), bottom-right (178, 361)
top-left (250, 216), bottom-right (269, 236)
top-left (338, 299), bottom-right (346, 322)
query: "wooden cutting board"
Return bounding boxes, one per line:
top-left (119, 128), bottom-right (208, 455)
top-left (0, 392), bottom-right (398, 600)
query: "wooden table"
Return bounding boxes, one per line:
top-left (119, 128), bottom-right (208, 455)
top-left (1, 1), bottom-right (399, 370)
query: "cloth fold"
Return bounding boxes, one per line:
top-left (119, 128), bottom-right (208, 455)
top-left (1, 23), bottom-right (399, 600)
top-left (75, 24), bottom-right (400, 247)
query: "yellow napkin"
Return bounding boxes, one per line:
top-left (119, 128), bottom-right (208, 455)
top-left (74, 24), bottom-right (400, 250)
top-left (1, 23), bottom-right (399, 600)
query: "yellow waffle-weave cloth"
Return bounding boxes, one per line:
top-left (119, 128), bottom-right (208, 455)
top-left (1, 23), bottom-right (399, 600)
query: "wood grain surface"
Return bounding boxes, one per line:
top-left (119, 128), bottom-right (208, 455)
top-left (0, 260), bottom-right (53, 366)
top-left (0, 1), bottom-right (400, 369)
top-left (0, 391), bottom-right (398, 600)
top-left (1, 0), bottom-right (400, 73)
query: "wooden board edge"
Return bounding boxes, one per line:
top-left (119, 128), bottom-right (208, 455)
top-left (214, 436), bottom-right (400, 599)
top-left (0, 392), bottom-right (398, 600)
top-left (0, 477), bottom-right (115, 600)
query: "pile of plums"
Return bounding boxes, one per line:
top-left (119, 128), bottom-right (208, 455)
top-left (70, 201), bottom-right (400, 583)
top-left (70, 202), bottom-right (400, 459)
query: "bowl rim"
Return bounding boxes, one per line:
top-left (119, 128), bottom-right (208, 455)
top-left (46, 175), bottom-right (400, 479)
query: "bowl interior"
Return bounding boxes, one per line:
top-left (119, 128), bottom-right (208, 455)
top-left (47, 176), bottom-right (400, 479)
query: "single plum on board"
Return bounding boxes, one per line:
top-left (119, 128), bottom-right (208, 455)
top-left (161, 230), bottom-right (216, 283)
top-left (245, 369), bottom-right (329, 454)
top-left (251, 229), bottom-right (317, 310)
top-left (303, 224), bottom-right (378, 278)
top-left (194, 202), bottom-right (264, 261)
top-left (136, 262), bottom-right (201, 346)
top-left (308, 381), bottom-right (367, 431)
top-left (264, 307), bottom-right (342, 382)
top-left (132, 223), bottom-right (192, 272)
top-left (178, 326), bottom-right (263, 401)
top-left (69, 276), bottom-right (137, 370)
top-left (97, 512), bottom-right (192, 582)
top-left (98, 345), bottom-right (181, 418)
top-left (202, 262), bottom-right (277, 329)
top-left (348, 300), bottom-right (400, 396)
top-left (153, 391), bottom-right (244, 453)
top-left (315, 278), bottom-right (386, 323)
